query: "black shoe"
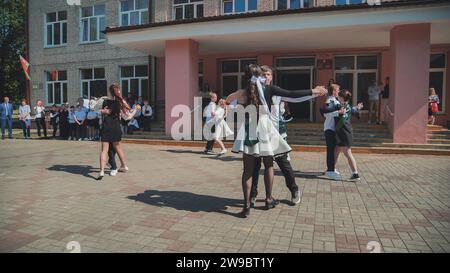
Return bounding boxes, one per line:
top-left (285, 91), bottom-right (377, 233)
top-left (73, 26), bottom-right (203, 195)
top-left (265, 199), bottom-right (279, 210)
top-left (349, 173), bottom-right (361, 182)
top-left (240, 206), bottom-right (250, 218)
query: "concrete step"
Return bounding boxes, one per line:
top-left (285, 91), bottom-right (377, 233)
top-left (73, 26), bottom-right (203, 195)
top-left (427, 134), bottom-right (450, 140)
top-left (381, 143), bottom-right (450, 150)
top-left (428, 139), bottom-right (450, 145)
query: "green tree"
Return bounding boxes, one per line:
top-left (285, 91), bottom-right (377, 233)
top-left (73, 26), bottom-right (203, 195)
top-left (0, 0), bottom-right (26, 104)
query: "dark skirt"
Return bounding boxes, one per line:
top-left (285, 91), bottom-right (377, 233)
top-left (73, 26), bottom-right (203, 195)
top-left (336, 123), bottom-right (353, 147)
top-left (101, 117), bottom-right (122, 142)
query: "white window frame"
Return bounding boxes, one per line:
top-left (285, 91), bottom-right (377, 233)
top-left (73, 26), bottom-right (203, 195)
top-left (334, 0), bottom-right (367, 5)
top-left (221, 58), bottom-right (257, 96)
top-left (430, 53), bottom-right (447, 114)
top-left (173, 0), bottom-right (204, 20)
top-left (46, 71), bottom-right (68, 106)
top-left (334, 54), bottom-right (379, 110)
top-left (275, 0), bottom-right (312, 10)
top-left (80, 68), bottom-right (107, 99)
top-left (44, 11), bottom-right (67, 48)
top-left (120, 65), bottom-right (149, 98)
top-left (119, 0), bottom-right (149, 27)
top-left (80, 5), bottom-right (106, 44)
top-left (222, 0), bottom-right (258, 15)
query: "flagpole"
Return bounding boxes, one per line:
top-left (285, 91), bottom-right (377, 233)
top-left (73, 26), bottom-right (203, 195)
top-left (25, 0), bottom-right (30, 103)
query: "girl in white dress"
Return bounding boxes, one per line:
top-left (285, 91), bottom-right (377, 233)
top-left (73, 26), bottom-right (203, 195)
top-left (209, 99), bottom-right (234, 155)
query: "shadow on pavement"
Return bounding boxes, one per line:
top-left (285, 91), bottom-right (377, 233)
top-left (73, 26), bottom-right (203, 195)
top-left (47, 165), bottom-right (99, 180)
top-left (127, 190), bottom-right (246, 218)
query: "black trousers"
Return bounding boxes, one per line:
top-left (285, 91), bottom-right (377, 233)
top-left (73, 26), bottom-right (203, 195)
top-left (250, 153), bottom-right (299, 198)
top-left (21, 120), bottom-right (30, 138)
top-left (35, 118), bottom-right (47, 137)
top-left (108, 142), bottom-right (117, 170)
top-left (205, 124), bottom-right (215, 151)
top-left (51, 121), bottom-right (58, 137)
top-left (76, 123), bottom-right (86, 139)
top-left (69, 123), bottom-right (76, 138)
top-left (325, 130), bottom-right (337, 172)
top-left (143, 116), bottom-right (151, 131)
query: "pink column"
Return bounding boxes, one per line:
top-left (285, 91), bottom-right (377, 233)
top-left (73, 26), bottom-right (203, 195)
top-left (390, 24), bottom-right (430, 144)
top-left (165, 39), bottom-right (199, 135)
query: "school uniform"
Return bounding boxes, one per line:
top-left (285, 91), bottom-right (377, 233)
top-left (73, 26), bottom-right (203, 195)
top-left (50, 110), bottom-right (59, 138)
top-left (320, 96), bottom-right (341, 172)
top-left (34, 106), bottom-right (47, 138)
top-left (74, 110), bottom-right (86, 140)
top-left (58, 109), bottom-right (69, 139)
top-left (203, 101), bottom-right (217, 152)
top-left (0, 102), bottom-right (13, 138)
top-left (68, 111), bottom-right (76, 139)
top-left (335, 103), bottom-right (360, 147)
top-left (141, 105), bottom-right (153, 131)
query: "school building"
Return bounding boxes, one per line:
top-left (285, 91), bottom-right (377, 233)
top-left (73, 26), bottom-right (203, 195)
top-left (27, 0), bottom-right (450, 144)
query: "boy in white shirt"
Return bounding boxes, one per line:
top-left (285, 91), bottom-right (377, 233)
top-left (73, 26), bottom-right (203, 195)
top-left (203, 92), bottom-right (217, 154)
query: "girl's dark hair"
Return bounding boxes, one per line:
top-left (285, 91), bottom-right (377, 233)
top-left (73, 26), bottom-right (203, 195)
top-left (109, 83), bottom-right (130, 113)
top-left (338, 89), bottom-right (352, 102)
top-left (244, 64), bottom-right (262, 108)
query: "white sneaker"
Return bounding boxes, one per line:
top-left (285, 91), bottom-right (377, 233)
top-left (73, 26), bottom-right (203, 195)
top-left (334, 169), bottom-right (341, 175)
top-left (110, 169), bottom-right (118, 176)
top-left (78, 138), bottom-right (82, 141)
top-left (219, 149), bottom-right (227, 155)
top-left (325, 171), bottom-right (342, 181)
top-left (119, 166), bottom-right (129, 173)
top-left (68, 137), bottom-right (71, 141)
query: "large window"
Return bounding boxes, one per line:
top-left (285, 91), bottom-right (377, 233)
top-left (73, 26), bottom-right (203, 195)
top-left (221, 59), bottom-right (257, 97)
top-left (335, 0), bottom-right (365, 5)
top-left (45, 11), bottom-right (67, 47)
top-left (430, 53), bottom-right (447, 113)
top-left (80, 5), bottom-right (105, 43)
top-left (46, 71), bottom-right (68, 105)
top-left (173, 0), bottom-right (204, 20)
top-left (120, 0), bottom-right (149, 26)
top-left (276, 0), bottom-right (312, 10)
top-left (334, 55), bottom-right (378, 109)
top-left (120, 65), bottom-right (149, 101)
top-left (81, 68), bottom-right (107, 99)
top-left (223, 0), bottom-right (258, 14)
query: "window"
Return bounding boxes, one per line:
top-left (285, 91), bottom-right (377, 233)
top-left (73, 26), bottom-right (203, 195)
top-left (173, 0), bottom-right (204, 20)
top-left (81, 68), bottom-right (107, 99)
top-left (120, 0), bottom-right (149, 26)
top-left (429, 53), bottom-right (446, 113)
top-left (120, 65), bottom-right (149, 101)
top-left (221, 59), bottom-right (257, 97)
top-left (45, 11), bottom-right (67, 47)
top-left (223, 0), bottom-right (257, 14)
top-left (80, 5), bottom-right (105, 43)
top-left (46, 71), bottom-right (68, 105)
top-left (335, 0), bottom-right (365, 5)
top-left (334, 55), bottom-right (379, 109)
top-left (276, 0), bottom-right (312, 10)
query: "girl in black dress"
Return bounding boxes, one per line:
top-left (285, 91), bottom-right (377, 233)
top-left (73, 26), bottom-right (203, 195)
top-left (97, 83), bottom-right (130, 180)
top-left (334, 90), bottom-right (363, 182)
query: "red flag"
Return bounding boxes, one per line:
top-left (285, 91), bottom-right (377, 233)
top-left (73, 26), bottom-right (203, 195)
top-left (51, 70), bottom-right (57, 81)
top-left (19, 55), bottom-right (31, 80)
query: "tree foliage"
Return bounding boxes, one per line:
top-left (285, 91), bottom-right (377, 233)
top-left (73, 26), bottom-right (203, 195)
top-left (0, 0), bottom-right (26, 103)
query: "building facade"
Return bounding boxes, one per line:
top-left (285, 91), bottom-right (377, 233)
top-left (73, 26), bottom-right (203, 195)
top-left (28, 0), bottom-right (450, 144)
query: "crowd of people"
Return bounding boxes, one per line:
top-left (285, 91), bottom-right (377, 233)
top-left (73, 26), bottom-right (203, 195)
top-left (0, 94), bottom-right (153, 141)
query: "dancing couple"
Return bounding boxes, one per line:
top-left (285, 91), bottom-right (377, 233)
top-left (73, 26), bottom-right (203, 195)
top-left (321, 84), bottom-right (363, 182)
top-left (97, 83), bottom-right (133, 180)
top-left (203, 92), bottom-right (234, 155)
top-left (227, 64), bottom-right (327, 217)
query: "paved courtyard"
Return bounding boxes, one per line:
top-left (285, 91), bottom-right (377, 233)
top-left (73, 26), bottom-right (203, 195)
top-left (0, 139), bottom-right (450, 253)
